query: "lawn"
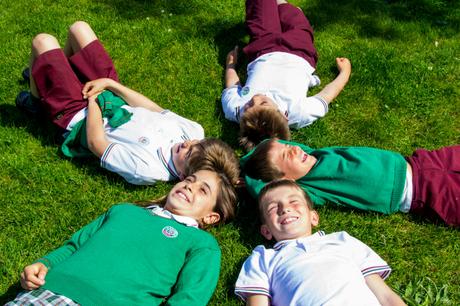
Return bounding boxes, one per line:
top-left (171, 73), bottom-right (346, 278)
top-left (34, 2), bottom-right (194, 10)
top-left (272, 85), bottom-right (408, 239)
top-left (0, 0), bottom-right (459, 305)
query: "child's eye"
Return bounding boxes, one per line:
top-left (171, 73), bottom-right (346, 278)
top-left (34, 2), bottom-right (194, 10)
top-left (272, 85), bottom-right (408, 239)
top-left (200, 187), bottom-right (207, 195)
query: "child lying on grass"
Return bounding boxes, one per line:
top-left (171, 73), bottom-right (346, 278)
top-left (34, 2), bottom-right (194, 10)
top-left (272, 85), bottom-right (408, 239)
top-left (235, 180), bottom-right (406, 305)
top-left (222, 0), bottom-right (351, 151)
top-left (7, 169), bottom-right (237, 306)
top-left (16, 21), bottom-right (236, 185)
top-left (241, 138), bottom-right (460, 226)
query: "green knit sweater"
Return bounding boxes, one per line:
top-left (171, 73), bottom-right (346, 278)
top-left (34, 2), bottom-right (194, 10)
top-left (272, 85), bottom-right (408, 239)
top-left (243, 140), bottom-right (408, 214)
top-left (38, 204), bottom-right (221, 306)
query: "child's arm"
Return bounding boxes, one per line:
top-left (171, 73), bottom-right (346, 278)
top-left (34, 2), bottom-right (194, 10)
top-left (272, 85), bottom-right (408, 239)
top-left (365, 274), bottom-right (406, 306)
top-left (315, 57), bottom-right (351, 103)
top-left (225, 46), bottom-right (241, 88)
top-left (82, 78), bottom-right (164, 112)
top-left (246, 294), bottom-right (270, 306)
top-left (86, 96), bottom-right (111, 158)
top-left (166, 244), bottom-right (221, 305)
top-left (19, 208), bottom-right (111, 290)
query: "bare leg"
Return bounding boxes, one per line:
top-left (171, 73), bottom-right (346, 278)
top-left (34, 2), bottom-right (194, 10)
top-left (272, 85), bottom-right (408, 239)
top-left (29, 33), bottom-right (60, 98)
top-left (63, 21), bottom-right (98, 57)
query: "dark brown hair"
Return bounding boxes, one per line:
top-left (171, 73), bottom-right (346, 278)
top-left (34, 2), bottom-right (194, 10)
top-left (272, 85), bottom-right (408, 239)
top-left (239, 108), bottom-right (291, 152)
top-left (243, 138), bottom-right (285, 181)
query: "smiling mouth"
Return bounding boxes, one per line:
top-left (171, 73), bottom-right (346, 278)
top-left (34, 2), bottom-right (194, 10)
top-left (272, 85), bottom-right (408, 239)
top-left (281, 216), bottom-right (298, 225)
top-left (176, 190), bottom-right (190, 203)
top-left (302, 153), bottom-right (308, 162)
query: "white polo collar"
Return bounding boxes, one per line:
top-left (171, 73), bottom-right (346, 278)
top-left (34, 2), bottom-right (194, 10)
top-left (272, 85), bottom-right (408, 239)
top-left (157, 147), bottom-right (180, 179)
top-left (147, 205), bottom-right (199, 228)
top-left (273, 230), bottom-right (325, 251)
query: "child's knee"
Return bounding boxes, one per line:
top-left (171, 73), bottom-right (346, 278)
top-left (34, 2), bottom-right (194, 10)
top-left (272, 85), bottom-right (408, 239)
top-left (68, 21), bottom-right (92, 36)
top-left (32, 33), bottom-right (60, 55)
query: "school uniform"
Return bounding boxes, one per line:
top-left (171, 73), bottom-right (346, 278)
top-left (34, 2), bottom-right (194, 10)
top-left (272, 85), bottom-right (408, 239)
top-left (32, 40), bottom-right (204, 185)
top-left (235, 231), bottom-right (391, 306)
top-left (221, 0), bottom-right (327, 128)
top-left (7, 204), bottom-right (221, 306)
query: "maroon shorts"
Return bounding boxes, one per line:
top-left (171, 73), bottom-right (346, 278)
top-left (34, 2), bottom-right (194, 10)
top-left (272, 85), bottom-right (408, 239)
top-left (32, 40), bottom-right (119, 130)
top-left (407, 145), bottom-right (460, 226)
top-left (243, 0), bottom-right (318, 67)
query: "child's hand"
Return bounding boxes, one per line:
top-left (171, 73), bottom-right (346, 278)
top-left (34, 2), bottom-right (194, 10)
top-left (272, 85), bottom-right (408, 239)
top-left (20, 262), bottom-right (48, 290)
top-left (226, 46), bottom-right (239, 68)
top-left (82, 78), bottom-right (114, 99)
top-left (336, 57), bottom-right (351, 74)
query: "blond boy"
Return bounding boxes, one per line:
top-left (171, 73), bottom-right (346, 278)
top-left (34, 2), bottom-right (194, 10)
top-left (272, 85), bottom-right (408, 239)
top-left (235, 180), bottom-right (406, 305)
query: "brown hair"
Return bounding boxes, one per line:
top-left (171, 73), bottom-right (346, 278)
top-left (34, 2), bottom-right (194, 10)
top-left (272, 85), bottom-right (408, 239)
top-left (243, 138), bottom-right (285, 182)
top-left (257, 179), bottom-right (314, 223)
top-left (185, 138), bottom-right (240, 224)
top-left (239, 108), bottom-right (291, 152)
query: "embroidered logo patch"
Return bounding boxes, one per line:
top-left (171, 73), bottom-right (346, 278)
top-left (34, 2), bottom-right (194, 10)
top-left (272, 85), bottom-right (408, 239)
top-left (138, 136), bottom-right (150, 145)
top-left (241, 86), bottom-right (250, 96)
top-left (162, 226), bottom-right (179, 238)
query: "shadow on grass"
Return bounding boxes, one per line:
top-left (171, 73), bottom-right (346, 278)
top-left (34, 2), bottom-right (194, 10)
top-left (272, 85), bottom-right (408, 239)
top-left (97, 0), bottom-right (205, 19)
top-left (0, 283), bottom-right (21, 304)
top-left (97, 0), bottom-right (459, 34)
top-left (0, 104), bottom-right (152, 191)
top-left (305, 0), bottom-right (458, 37)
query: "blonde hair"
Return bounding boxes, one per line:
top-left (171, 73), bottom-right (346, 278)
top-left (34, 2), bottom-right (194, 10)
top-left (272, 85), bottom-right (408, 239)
top-left (239, 108), bottom-right (291, 152)
top-left (258, 179), bottom-right (314, 223)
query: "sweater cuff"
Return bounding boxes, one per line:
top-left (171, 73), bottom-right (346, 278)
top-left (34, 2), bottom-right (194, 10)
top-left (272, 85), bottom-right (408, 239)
top-left (34, 258), bottom-right (52, 268)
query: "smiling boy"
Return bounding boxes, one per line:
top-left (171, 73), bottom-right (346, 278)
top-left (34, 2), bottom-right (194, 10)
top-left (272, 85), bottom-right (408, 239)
top-left (235, 180), bottom-right (406, 305)
top-left (241, 138), bottom-right (460, 226)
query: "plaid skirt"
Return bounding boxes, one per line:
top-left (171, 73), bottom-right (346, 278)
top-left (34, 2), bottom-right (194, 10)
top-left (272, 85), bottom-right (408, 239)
top-left (5, 288), bottom-right (79, 306)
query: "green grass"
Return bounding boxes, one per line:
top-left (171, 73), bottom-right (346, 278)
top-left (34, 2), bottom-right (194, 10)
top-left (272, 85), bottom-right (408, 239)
top-left (1, 0), bottom-right (459, 305)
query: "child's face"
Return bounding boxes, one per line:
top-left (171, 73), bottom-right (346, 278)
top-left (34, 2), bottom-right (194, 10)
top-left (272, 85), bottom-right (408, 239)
top-left (268, 141), bottom-right (317, 180)
top-left (172, 140), bottom-right (200, 178)
top-left (243, 94), bottom-right (278, 112)
top-left (260, 185), bottom-right (319, 242)
top-left (165, 169), bottom-right (221, 225)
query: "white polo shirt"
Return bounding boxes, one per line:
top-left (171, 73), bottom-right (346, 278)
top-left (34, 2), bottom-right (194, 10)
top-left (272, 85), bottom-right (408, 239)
top-left (235, 231), bottom-right (391, 306)
top-left (221, 52), bottom-right (327, 128)
top-left (99, 106), bottom-right (204, 185)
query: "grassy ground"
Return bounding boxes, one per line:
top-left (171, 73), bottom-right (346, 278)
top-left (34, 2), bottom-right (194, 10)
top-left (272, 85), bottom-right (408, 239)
top-left (1, 0), bottom-right (459, 305)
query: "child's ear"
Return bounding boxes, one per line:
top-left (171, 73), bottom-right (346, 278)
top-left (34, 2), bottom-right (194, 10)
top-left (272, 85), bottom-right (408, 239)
top-left (202, 212), bottom-right (221, 226)
top-left (311, 210), bottom-right (319, 227)
top-left (260, 224), bottom-right (273, 240)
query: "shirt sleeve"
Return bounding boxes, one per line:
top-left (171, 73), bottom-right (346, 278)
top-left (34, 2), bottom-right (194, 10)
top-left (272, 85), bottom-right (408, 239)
top-left (100, 143), bottom-right (163, 185)
top-left (165, 244), bottom-right (221, 306)
top-left (234, 246), bottom-right (271, 301)
top-left (221, 86), bottom-right (246, 122)
top-left (340, 232), bottom-right (392, 280)
top-left (289, 95), bottom-right (329, 129)
top-left (37, 208), bottom-right (111, 268)
top-left (161, 110), bottom-right (205, 141)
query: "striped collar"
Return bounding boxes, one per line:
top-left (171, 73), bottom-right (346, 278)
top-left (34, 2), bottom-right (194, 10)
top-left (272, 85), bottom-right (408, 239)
top-left (147, 205), bottom-right (199, 228)
top-left (273, 231), bottom-right (325, 251)
top-left (157, 147), bottom-right (180, 179)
